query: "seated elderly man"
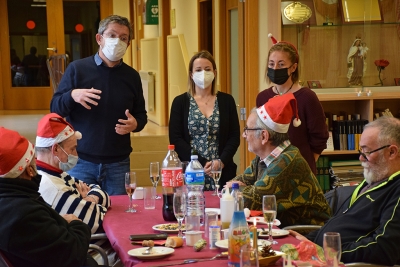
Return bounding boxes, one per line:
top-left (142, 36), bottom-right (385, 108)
top-left (35, 113), bottom-right (110, 234)
top-left (228, 94), bottom-right (331, 227)
top-left (0, 127), bottom-right (94, 267)
top-left (291, 116), bottom-right (400, 265)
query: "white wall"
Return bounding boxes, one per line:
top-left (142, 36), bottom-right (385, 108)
top-left (171, 0), bottom-right (198, 56)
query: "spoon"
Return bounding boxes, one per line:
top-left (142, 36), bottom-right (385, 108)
top-left (142, 246), bottom-right (153, 255)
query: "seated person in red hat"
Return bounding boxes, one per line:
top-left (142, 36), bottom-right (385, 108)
top-left (0, 127), bottom-right (95, 267)
top-left (35, 113), bottom-right (110, 234)
top-left (226, 94), bottom-right (331, 227)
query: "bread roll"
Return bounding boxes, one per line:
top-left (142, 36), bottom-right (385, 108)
top-left (165, 236), bottom-right (184, 248)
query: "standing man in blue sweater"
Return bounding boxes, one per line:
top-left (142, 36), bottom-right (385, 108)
top-left (50, 15), bottom-right (147, 195)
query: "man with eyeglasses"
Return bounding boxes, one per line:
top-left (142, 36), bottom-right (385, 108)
top-left (291, 116), bottom-right (400, 265)
top-left (51, 15), bottom-right (147, 195)
top-left (226, 94), bottom-right (331, 228)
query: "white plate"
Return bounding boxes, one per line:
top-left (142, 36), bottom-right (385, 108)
top-left (258, 229), bottom-right (289, 238)
top-left (152, 223), bottom-right (185, 233)
top-left (215, 239), bottom-right (271, 250)
top-left (246, 217), bottom-right (281, 226)
top-left (128, 247), bottom-right (175, 260)
top-left (205, 208), bottom-right (221, 215)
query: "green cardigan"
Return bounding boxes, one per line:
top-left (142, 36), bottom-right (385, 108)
top-left (232, 145), bottom-right (331, 227)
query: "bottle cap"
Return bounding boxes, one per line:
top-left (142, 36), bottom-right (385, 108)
top-left (232, 183), bottom-right (239, 189)
top-left (168, 144), bottom-right (175, 150)
top-left (190, 155), bottom-right (198, 160)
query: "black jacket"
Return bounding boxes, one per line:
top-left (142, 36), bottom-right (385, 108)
top-left (0, 178), bottom-right (91, 267)
top-left (307, 171), bottom-right (400, 265)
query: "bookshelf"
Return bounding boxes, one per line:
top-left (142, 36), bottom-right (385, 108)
top-left (313, 87), bottom-right (400, 156)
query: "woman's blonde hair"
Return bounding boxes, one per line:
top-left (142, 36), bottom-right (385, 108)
top-left (187, 50), bottom-right (217, 96)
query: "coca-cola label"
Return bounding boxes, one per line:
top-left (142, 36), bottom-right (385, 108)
top-left (161, 168), bottom-right (183, 187)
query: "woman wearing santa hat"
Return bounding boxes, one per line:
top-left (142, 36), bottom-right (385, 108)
top-left (256, 34), bottom-right (329, 175)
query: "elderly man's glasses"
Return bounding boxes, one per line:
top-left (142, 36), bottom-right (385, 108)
top-left (243, 126), bottom-right (262, 136)
top-left (358, 145), bottom-right (390, 161)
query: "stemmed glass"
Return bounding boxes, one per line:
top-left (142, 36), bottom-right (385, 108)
top-left (125, 171), bottom-right (137, 213)
top-left (211, 159), bottom-right (222, 196)
top-left (173, 192), bottom-right (187, 238)
top-left (323, 232), bottom-right (341, 267)
top-left (262, 195), bottom-right (277, 244)
top-left (149, 162), bottom-right (161, 199)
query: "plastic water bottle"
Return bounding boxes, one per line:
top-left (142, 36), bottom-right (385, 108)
top-left (185, 153), bottom-right (205, 230)
top-left (231, 183), bottom-right (244, 211)
top-left (161, 145), bottom-right (183, 221)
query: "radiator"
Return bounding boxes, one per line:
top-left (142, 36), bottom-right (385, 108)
top-left (139, 71), bottom-right (155, 112)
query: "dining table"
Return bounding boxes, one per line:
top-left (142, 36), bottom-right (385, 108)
top-left (103, 191), bottom-right (301, 267)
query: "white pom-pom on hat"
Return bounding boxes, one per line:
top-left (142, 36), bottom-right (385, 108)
top-left (293, 118), bottom-right (301, 127)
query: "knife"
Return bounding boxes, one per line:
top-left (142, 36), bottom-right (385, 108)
top-left (149, 258), bottom-right (219, 267)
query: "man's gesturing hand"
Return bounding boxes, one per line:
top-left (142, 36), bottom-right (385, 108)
top-left (71, 88), bottom-right (101, 109)
top-left (115, 109), bottom-right (138, 135)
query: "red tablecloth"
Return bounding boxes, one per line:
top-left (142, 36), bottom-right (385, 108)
top-left (103, 192), bottom-right (300, 267)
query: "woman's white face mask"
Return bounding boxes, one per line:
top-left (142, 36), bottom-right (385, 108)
top-left (101, 36), bottom-right (127, 61)
top-left (192, 70), bottom-right (215, 89)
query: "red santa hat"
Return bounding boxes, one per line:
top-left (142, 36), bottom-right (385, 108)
top-left (0, 127), bottom-right (35, 178)
top-left (35, 113), bottom-right (82, 148)
top-left (256, 93), bottom-right (301, 133)
top-left (268, 33), bottom-right (299, 63)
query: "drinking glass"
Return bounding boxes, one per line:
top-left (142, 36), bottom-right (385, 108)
top-left (323, 232), bottom-right (341, 267)
top-left (149, 162), bottom-right (161, 199)
top-left (173, 192), bottom-right (187, 238)
top-left (262, 195), bottom-right (277, 244)
top-left (240, 247), bottom-right (259, 267)
top-left (211, 159), bottom-right (222, 196)
top-left (125, 171), bottom-right (137, 213)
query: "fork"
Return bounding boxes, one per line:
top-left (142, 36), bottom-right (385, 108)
top-left (142, 246), bottom-right (153, 255)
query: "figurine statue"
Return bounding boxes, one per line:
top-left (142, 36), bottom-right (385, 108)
top-left (347, 36), bottom-right (368, 86)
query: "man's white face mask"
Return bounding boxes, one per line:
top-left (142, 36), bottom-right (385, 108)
top-left (101, 36), bottom-right (127, 61)
top-left (192, 70), bottom-right (215, 89)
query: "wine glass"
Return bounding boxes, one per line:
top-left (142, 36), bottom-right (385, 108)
top-left (211, 159), bottom-right (222, 196)
top-left (173, 192), bottom-right (187, 238)
top-left (125, 171), bottom-right (137, 213)
top-left (323, 232), bottom-right (341, 267)
top-left (262, 195), bottom-right (277, 244)
top-left (149, 162), bottom-right (161, 199)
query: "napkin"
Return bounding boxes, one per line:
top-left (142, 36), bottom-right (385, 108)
top-left (250, 210), bottom-right (263, 217)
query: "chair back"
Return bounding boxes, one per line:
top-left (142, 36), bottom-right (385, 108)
top-left (325, 186), bottom-right (356, 215)
top-left (0, 251), bottom-right (13, 267)
top-left (46, 54), bottom-right (69, 93)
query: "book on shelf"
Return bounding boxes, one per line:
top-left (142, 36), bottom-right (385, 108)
top-left (330, 160), bottom-right (361, 167)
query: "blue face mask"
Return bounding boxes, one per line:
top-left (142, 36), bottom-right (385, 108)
top-left (56, 145), bottom-right (79, 172)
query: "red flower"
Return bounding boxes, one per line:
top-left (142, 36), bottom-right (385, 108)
top-left (374, 59), bottom-right (389, 69)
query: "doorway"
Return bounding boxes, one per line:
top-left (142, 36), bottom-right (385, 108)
top-left (0, 0), bottom-right (108, 110)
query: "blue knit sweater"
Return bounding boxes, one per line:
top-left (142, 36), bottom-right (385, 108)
top-left (50, 54), bottom-right (147, 163)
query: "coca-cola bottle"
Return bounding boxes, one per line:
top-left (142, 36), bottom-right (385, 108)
top-left (161, 144), bottom-right (183, 221)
